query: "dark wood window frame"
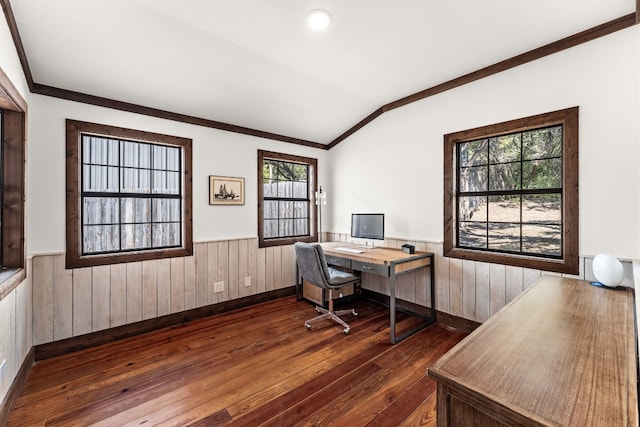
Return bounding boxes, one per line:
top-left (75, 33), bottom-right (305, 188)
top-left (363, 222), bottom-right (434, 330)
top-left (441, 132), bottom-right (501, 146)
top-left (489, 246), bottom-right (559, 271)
top-left (258, 150), bottom-right (317, 248)
top-left (0, 66), bottom-right (26, 302)
top-left (66, 119), bottom-right (193, 268)
top-left (444, 107), bottom-right (579, 274)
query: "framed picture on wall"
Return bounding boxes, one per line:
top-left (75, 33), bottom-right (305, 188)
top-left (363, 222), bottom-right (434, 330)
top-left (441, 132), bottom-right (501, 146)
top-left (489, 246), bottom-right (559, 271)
top-left (209, 176), bottom-right (244, 205)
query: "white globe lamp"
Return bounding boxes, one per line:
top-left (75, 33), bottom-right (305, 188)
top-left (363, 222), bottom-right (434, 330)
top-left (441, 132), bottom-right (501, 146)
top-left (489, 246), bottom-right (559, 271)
top-left (591, 253), bottom-right (624, 289)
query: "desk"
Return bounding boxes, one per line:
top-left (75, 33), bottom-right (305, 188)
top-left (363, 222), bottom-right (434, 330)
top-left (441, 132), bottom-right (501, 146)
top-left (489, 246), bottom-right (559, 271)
top-left (428, 276), bottom-right (638, 426)
top-left (296, 242), bottom-right (436, 344)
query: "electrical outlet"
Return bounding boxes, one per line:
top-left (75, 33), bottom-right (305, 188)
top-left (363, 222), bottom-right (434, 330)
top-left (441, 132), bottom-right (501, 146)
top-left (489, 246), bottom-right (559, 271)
top-left (244, 276), bottom-right (251, 287)
top-left (213, 281), bottom-right (224, 293)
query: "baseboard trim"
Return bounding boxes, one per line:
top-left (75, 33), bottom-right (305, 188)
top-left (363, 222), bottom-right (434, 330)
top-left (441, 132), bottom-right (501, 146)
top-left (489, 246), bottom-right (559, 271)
top-left (436, 310), bottom-right (481, 334)
top-left (361, 289), bottom-right (433, 318)
top-left (360, 289), bottom-right (481, 334)
top-left (35, 287), bottom-right (296, 361)
top-left (0, 347), bottom-right (34, 426)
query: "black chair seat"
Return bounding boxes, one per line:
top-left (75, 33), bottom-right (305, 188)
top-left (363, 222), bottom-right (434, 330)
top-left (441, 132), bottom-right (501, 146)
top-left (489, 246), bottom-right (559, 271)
top-left (327, 266), bottom-right (358, 286)
top-left (295, 242), bottom-right (359, 334)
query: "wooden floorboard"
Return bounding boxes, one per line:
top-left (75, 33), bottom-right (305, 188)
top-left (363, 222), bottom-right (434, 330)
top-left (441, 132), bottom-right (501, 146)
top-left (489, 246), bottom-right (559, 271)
top-left (7, 296), bottom-right (465, 426)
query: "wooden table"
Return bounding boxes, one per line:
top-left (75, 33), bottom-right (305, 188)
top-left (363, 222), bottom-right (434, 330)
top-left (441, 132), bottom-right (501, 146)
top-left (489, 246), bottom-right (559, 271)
top-left (428, 276), bottom-right (638, 426)
top-left (297, 242), bottom-right (435, 344)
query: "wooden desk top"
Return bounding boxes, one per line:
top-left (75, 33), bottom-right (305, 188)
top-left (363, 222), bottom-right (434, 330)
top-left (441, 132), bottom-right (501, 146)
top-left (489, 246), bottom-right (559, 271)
top-left (320, 242), bottom-right (432, 272)
top-left (428, 276), bottom-right (638, 426)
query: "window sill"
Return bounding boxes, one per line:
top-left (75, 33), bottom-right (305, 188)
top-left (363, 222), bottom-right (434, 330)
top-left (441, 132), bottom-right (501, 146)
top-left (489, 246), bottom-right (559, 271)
top-left (260, 235), bottom-right (317, 248)
top-left (0, 268), bottom-right (26, 303)
top-left (444, 246), bottom-right (578, 275)
top-left (66, 245), bottom-right (194, 269)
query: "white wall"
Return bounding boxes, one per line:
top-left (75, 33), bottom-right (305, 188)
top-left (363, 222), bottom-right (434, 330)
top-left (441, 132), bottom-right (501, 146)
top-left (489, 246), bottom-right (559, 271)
top-left (328, 25), bottom-right (640, 260)
top-left (27, 96), bottom-right (328, 254)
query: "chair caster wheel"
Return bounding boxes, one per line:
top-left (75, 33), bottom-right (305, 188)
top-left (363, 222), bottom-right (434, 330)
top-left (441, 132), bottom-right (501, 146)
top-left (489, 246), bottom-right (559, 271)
top-left (352, 311), bottom-right (358, 317)
top-left (305, 323), bottom-right (312, 330)
top-left (343, 328), bottom-right (350, 335)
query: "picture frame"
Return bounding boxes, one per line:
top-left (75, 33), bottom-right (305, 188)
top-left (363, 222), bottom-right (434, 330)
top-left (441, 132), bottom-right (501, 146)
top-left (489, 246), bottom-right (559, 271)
top-left (209, 175), bottom-right (244, 205)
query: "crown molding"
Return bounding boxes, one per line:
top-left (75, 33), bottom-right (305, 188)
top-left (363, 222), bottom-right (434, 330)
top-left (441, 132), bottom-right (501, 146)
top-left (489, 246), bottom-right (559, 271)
top-left (330, 12), bottom-right (637, 147)
top-left (33, 83), bottom-right (325, 149)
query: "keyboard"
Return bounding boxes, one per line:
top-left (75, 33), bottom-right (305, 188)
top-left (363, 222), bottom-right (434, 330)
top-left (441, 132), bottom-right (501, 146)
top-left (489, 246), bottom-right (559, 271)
top-left (334, 247), bottom-right (364, 254)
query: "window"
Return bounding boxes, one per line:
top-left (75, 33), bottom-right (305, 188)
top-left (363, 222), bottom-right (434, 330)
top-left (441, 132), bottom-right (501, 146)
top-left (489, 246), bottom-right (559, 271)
top-left (66, 120), bottom-right (192, 268)
top-left (444, 107), bottom-right (578, 274)
top-left (258, 150), bottom-right (317, 248)
top-left (0, 110), bottom-right (3, 264)
top-left (0, 66), bottom-right (27, 298)
top-left (0, 107), bottom-right (27, 271)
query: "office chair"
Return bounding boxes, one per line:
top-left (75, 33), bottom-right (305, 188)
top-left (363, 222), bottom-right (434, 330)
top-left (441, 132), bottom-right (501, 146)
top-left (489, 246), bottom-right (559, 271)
top-left (294, 242), bottom-right (359, 334)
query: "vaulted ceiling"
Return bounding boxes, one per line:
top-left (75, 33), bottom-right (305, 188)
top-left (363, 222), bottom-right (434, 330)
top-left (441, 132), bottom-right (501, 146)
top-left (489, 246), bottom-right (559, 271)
top-left (6, 0), bottom-right (637, 146)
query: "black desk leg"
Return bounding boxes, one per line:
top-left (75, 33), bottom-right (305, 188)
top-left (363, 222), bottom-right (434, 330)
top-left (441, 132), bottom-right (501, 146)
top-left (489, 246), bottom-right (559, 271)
top-left (389, 255), bottom-right (436, 345)
top-left (390, 273), bottom-right (397, 344)
top-left (430, 254), bottom-right (436, 321)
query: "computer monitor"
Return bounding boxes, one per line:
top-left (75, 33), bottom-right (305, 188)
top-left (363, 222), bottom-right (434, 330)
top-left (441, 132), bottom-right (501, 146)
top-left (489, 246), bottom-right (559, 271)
top-left (351, 213), bottom-right (384, 241)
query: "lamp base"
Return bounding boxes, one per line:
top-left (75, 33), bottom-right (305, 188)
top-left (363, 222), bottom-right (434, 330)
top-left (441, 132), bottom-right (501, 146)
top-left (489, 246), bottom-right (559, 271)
top-left (590, 281), bottom-right (627, 291)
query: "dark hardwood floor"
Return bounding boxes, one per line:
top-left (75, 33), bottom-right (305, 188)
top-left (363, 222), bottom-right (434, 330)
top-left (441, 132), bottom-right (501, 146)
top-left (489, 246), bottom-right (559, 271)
top-left (8, 296), bottom-right (465, 426)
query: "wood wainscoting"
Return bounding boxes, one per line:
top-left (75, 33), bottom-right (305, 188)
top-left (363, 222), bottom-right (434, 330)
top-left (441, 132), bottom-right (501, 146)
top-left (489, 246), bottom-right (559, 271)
top-left (326, 233), bottom-right (629, 326)
top-left (31, 239), bottom-right (297, 347)
top-left (31, 234), bottom-right (609, 352)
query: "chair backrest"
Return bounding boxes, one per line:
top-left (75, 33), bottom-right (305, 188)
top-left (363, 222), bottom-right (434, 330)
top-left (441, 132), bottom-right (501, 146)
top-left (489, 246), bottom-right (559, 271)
top-left (294, 242), bottom-right (331, 289)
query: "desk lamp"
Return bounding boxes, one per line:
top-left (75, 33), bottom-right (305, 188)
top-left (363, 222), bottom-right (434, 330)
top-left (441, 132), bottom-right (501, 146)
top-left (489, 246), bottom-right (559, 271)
top-left (315, 186), bottom-right (326, 242)
top-left (591, 253), bottom-right (625, 290)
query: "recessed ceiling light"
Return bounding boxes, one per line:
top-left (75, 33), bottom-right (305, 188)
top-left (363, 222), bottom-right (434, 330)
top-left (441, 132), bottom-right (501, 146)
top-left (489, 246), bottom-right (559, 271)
top-left (306, 9), bottom-right (332, 31)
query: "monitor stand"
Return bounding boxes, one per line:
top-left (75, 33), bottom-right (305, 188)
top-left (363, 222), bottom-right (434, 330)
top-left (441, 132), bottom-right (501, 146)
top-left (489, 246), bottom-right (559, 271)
top-left (361, 240), bottom-right (379, 249)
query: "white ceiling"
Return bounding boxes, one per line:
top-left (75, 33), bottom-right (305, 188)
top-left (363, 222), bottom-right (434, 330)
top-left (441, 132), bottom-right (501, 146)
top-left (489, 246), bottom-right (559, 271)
top-left (9, 0), bottom-right (635, 144)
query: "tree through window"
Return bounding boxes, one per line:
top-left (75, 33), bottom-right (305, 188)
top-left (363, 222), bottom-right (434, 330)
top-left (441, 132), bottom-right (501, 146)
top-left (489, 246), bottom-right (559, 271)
top-left (457, 126), bottom-right (563, 256)
top-left (444, 108), bottom-right (578, 274)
